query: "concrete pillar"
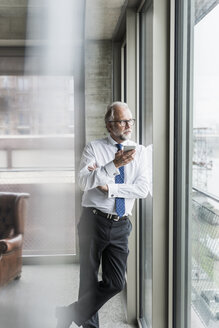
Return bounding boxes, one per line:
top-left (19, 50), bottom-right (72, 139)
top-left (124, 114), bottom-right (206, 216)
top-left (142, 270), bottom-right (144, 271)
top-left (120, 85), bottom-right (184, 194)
top-left (85, 40), bottom-right (113, 142)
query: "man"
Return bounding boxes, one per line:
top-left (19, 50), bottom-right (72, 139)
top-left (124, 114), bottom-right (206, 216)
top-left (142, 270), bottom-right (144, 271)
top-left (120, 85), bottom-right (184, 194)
top-left (56, 101), bottom-right (152, 328)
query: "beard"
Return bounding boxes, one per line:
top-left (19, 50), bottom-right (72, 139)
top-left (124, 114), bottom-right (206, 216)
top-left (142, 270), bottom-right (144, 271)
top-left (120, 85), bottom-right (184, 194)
top-left (113, 128), bottom-right (132, 141)
top-left (119, 132), bottom-right (131, 140)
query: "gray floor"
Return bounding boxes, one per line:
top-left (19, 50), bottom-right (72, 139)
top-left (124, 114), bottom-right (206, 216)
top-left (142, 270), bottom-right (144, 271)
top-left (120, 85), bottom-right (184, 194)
top-left (0, 264), bottom-right (136, 328)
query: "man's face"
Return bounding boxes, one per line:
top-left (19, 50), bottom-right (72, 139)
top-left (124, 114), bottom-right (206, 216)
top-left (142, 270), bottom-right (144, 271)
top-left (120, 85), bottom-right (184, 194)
top-left (107, 106), bottom-right (133, 142)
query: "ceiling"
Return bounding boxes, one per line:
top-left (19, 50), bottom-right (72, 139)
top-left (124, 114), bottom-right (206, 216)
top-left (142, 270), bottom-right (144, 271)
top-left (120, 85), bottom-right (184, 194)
top-left (0, 0), bottom-right (127, 45)
top-left (85, 0), bottom-right (127, 40)
top-left (0, 0), bottom-right (218, 45)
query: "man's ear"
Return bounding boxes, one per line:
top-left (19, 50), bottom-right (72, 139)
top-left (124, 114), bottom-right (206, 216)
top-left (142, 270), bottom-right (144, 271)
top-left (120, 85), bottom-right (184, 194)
top-left (106, 122), bottom-right (112, 133)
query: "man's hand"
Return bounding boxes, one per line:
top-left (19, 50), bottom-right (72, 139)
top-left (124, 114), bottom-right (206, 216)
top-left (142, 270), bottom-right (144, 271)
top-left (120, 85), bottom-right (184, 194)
top-left (88, 163), bottom-right (97, 171)
top-left (87, 165), bottom-right (108, 193)
top-left (97, 185), bottom-right (108, 193)
top-left (113, 149), bottom-right (136, 168)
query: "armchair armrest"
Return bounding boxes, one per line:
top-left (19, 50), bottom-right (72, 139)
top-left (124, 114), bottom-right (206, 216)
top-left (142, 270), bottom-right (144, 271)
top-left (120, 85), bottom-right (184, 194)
top-left (0, 234), bottom-right (23, 254)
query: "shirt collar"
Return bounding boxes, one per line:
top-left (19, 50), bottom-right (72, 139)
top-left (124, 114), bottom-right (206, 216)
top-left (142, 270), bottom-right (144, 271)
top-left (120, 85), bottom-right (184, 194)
top-left (107, 134), bottom-right (129, 147)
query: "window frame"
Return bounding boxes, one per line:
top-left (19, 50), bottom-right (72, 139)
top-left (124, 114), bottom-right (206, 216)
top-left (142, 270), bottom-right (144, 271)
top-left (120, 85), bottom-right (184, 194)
top-left (138, 1), bottom-right (153, 327)
top-left (171, 0), bottom-right (194, 327)
top-left (137, 0), bottom-right (170, 327)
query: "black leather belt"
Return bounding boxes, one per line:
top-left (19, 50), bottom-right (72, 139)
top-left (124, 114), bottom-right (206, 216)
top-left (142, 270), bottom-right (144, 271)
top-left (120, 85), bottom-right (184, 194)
top-left (92, 208), bottom-right (128, 222)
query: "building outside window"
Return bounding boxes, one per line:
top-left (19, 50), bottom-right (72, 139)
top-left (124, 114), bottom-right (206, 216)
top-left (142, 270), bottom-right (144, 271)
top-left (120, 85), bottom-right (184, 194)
top-left (191, 3), bottom-right (219, 327)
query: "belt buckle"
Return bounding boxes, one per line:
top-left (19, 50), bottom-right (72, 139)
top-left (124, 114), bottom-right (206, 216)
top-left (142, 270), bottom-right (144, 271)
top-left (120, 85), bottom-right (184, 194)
top-left (107, 213), bottom-right (113, 219)
top-left (113, 216), bottom-right (120, 222)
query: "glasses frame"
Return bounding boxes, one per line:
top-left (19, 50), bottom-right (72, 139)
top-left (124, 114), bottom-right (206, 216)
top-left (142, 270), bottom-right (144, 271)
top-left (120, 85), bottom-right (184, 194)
top-left (108, 119), bottom-right (135, 126)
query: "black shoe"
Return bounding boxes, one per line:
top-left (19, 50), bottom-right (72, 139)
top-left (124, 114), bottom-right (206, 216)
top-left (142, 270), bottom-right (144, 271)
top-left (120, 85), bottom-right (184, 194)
top-left (55, 306), bottom-right (73, 328)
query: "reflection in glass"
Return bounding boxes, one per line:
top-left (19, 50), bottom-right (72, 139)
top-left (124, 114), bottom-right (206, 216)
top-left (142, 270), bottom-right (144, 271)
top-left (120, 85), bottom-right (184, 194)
top-left (0, 75), bottom-right (76, 256)
top-left (0, 76), bottom-right (74, 136)
top-left (0, 0), bottom-right (78, 258)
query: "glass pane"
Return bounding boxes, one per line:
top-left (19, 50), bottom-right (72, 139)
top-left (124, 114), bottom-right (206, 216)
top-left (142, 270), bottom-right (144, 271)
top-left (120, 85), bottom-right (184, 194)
top-left (0, 75), bottom-right (76, 256)
top-left (191, 3), bottom-right (219, 327)
top-left (139, 1), bottom-right (153, 326)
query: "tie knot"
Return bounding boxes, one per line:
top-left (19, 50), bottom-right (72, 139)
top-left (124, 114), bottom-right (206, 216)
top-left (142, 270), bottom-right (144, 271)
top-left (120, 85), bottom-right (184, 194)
top-left (116, 144), bottom-right (123, 151)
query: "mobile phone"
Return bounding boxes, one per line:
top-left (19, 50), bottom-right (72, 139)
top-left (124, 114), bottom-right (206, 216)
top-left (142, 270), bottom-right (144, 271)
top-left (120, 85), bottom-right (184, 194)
top-left (123, 145), bottom-right (136, 152)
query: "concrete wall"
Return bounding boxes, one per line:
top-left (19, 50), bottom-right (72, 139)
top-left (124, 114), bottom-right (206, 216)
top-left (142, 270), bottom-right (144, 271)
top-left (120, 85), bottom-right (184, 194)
top-left (0, 0), bottom-right (27, 41)
top-left (85, 40), bottom-right (113, 143)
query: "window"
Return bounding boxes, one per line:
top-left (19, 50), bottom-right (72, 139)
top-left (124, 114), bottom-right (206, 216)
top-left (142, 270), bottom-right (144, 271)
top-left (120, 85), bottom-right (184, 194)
top-left (191, 3), bottom-right (219, 328)
top-left (0, 76), bottom-right (74, 135)
top-left (0, 70), bottom-right (76, 257)
top-left (173, 1), bottom-right (219, 328)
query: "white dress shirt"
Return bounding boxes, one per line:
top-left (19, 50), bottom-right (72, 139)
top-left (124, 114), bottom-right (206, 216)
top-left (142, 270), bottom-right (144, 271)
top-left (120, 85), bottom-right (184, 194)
top-left (78, 135), bottom-right (152, 216)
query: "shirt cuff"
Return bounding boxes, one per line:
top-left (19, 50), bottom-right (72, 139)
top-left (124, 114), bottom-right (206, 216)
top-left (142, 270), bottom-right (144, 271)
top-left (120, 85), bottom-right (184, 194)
top-left (104, 161), bottom-right (119, 178)
top-left (108, 184), bottom-right (119, 198)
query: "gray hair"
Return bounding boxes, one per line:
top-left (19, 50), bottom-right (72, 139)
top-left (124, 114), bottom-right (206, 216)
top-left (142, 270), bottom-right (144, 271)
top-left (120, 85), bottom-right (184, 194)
top-left (104, 101), bottom-right (129, 125)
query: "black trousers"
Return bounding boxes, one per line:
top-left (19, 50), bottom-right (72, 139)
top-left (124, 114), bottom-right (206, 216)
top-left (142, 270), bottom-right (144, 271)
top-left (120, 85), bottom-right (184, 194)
top-left (71, 207), bottom-right (132, 327)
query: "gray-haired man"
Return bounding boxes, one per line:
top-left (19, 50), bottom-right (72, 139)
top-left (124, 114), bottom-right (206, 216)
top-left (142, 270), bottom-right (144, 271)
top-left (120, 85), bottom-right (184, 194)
top-left (56, 101), bottom-right (151, 328)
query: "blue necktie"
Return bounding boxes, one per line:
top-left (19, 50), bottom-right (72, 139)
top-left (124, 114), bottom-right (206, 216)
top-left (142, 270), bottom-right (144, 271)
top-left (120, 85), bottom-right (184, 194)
top-left (115, 144), bottom-right (125, 217)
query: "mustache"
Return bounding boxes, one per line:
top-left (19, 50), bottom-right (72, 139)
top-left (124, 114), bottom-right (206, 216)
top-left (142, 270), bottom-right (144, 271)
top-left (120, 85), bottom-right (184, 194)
top-left (123, 129), bottom-right (132, 133)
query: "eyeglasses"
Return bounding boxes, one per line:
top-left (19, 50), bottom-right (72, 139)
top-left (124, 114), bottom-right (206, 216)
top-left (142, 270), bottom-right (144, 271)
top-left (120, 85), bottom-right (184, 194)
top-left (108, 119), bottom-right (135, 126)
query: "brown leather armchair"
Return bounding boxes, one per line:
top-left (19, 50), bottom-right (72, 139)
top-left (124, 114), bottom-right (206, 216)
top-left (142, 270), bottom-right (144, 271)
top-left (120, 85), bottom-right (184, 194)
top-left (0, 192), bottom-right (29, 287)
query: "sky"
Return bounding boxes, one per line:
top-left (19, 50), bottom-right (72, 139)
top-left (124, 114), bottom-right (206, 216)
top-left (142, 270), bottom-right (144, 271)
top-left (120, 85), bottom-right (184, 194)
top-left (193, 4), bottom-right (219, 131)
